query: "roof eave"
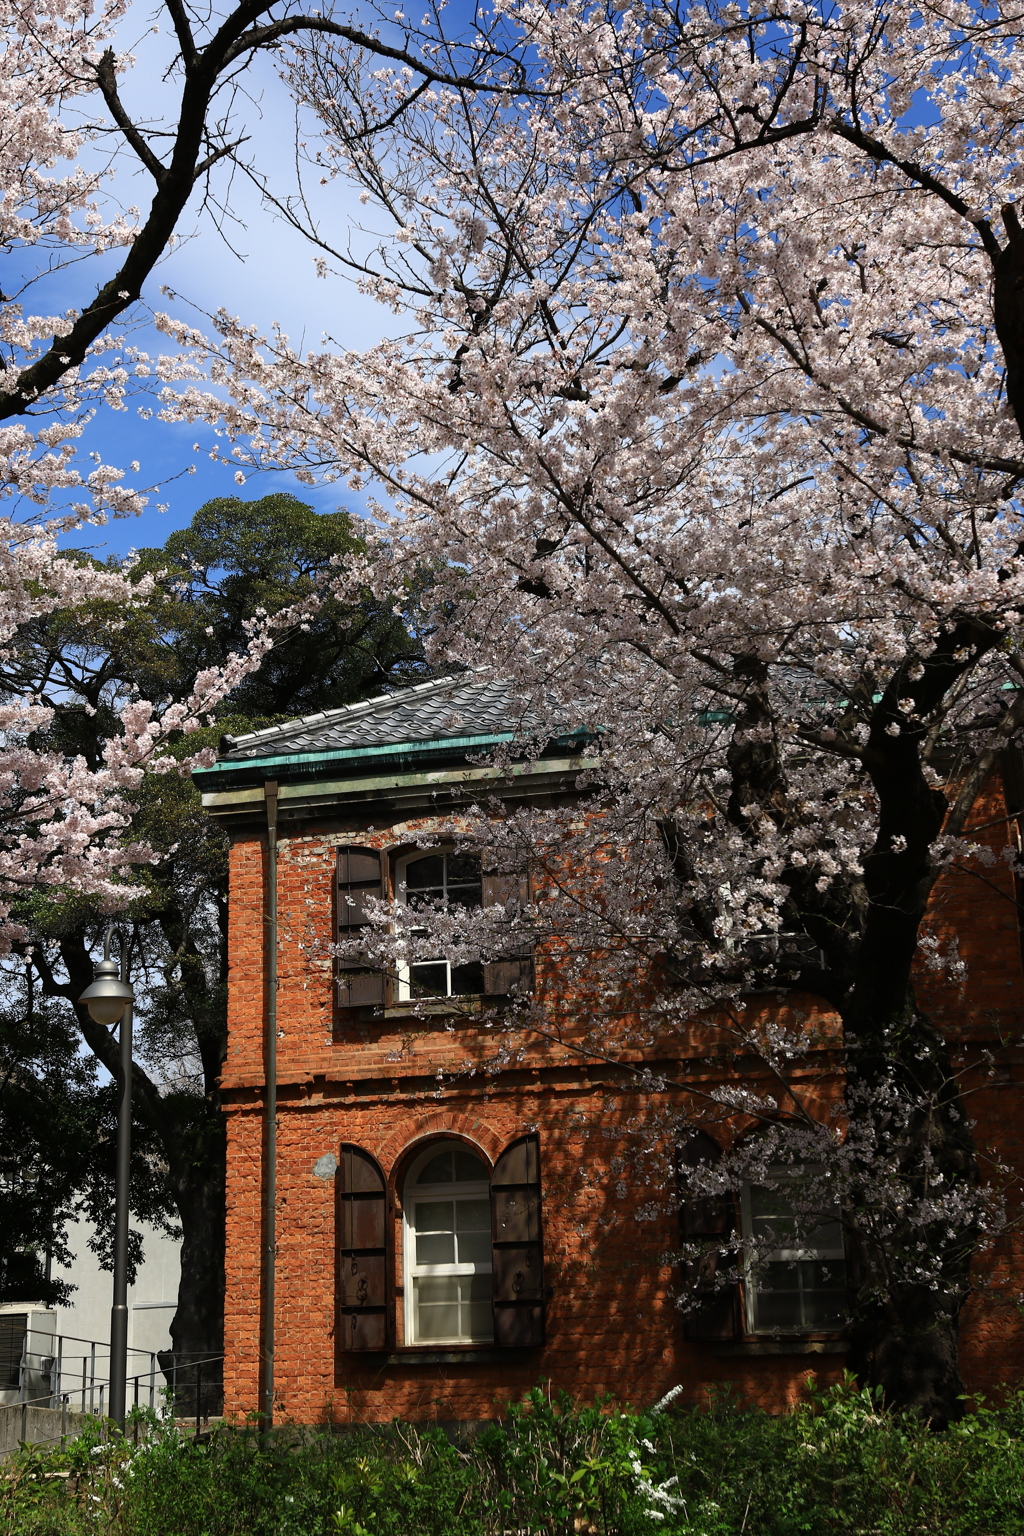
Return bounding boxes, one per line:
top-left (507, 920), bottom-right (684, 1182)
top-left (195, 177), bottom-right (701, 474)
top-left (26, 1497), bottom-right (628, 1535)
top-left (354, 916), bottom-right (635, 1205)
top-left (193, 728), bottom-right (592, 789)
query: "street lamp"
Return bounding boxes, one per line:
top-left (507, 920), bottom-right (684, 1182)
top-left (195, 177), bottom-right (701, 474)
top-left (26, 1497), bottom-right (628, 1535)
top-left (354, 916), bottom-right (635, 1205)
top-left (79, 927), bottom-right (135, 1430)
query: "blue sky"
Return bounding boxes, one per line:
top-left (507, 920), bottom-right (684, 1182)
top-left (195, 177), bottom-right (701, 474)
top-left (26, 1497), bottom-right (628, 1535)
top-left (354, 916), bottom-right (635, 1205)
top-left (36, 20), bottom-right (410, 561)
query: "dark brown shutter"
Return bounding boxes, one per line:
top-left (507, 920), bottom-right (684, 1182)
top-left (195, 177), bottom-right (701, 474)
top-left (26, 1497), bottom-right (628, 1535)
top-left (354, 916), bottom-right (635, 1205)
top-left (481, 863), bottom-right (533, 997)
top-left (491, 1133), bottom-right (545, 1346)
top-left (335, 847), bottom-right (387, 1009)
top-left (678, 1132), bottom-right (742, 1342)
top-left (336, 1144), bottom-right (392, 1352)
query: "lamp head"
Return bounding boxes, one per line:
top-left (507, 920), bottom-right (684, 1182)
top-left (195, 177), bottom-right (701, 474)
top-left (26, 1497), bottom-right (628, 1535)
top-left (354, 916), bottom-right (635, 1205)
top-left (78, 955), bottom-right (134, 1027)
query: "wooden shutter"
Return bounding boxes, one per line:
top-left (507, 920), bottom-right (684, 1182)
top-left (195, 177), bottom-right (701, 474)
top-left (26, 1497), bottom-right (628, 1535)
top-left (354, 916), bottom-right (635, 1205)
top-left (336, 1145), bottom-right (392, 1352)
top-left (491, 1133), bottom-right (545, 1346)
top-left (678, 1132), bottom-right (742, 1342)
top-left (335, 847), bottom-right (387, 1009)
top-left (481, 863), bottom-right (533, 996)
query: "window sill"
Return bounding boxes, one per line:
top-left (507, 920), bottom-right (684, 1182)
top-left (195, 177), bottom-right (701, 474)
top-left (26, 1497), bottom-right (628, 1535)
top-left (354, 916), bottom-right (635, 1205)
top-left (711, 1339), bottom-right (848, 1358)
top-left (382, 999), bottom-right (484, 1018)
top-left (381, 1347), bottom-right (536, 1365)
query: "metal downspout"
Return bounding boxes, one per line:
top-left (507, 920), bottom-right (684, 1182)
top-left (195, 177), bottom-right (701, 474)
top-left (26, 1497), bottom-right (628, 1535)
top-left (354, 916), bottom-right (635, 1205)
top-left (110, 965), bottom-right (133, 1428)
top-left (259, 780), bottom-right (279, 1429)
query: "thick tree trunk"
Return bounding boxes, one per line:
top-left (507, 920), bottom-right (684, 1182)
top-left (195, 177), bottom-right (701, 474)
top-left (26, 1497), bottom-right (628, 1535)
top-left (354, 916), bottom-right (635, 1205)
top-left (725, 640), bottom-right (990, 1424)
top-left (162, 1103), bottom-right (226, 1419)
top-left (837, 633), bottom-right (987, 1423)
top-left (843, 1006), bottom-right (977, 1426)
top-left (849, 1289), bottom-right (965, 1425)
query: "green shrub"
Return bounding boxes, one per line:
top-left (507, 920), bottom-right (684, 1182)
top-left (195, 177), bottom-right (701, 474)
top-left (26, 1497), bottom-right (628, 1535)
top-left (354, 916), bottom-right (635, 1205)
top-left (3, 1377), bottom-right (1024, 1536)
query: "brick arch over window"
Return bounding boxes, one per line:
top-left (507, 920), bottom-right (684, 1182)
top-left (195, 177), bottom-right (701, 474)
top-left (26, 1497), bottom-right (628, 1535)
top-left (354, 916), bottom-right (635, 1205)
top-left (377, 1113), bottom-right (508, 1175)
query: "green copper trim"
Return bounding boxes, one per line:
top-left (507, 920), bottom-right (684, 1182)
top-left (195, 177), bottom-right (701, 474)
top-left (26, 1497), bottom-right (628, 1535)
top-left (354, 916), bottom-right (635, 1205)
top-left (194, 729), bottom-right (588, 779)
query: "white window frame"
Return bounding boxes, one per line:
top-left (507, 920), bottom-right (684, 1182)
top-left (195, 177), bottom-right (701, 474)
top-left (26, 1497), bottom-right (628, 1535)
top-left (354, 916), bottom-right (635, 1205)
top-left (394, 847), bottom-right (483, 1002)
top-left (401, 1142), bottom-right (493, 1346)
top-left (740, 1168), bottom-right (847, 1335)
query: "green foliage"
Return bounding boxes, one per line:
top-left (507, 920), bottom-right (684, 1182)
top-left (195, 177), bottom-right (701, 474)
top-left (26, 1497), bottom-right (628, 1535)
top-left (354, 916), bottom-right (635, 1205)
top-left (5, 1380), bottom-right (1024, 1536)
top-left (0, 976), bottom-right (96, 1304)
top-left (130, 493), bottom-right (426, 717)
top-left (0, 979), bottom-right (177, 1302)
top-left (0, 492), bottom-right (424, 1325)
top-left (0, 948), bottom-right (179, 1301)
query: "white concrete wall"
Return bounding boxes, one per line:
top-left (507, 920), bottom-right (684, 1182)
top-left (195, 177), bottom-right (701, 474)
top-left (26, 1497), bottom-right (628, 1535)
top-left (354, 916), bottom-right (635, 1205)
top-left (51, 1215), bottom-right (181, 1362)
top-left (0, 1221), bottom-right (181, 1412)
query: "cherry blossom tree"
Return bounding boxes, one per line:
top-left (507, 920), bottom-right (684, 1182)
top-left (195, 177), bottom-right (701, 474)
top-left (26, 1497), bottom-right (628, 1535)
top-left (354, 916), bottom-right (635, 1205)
top-left (169, 0), bottom-right (1024, 1421)
top-left (0, 0), bottom-right (504, 1394)
top-left (0, 0), bottom-right (507, 947)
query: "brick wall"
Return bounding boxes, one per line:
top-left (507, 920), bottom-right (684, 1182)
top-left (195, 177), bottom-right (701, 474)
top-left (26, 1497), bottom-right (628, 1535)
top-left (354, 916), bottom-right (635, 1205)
top-left (220, 780), bottom-right (1024, 1424)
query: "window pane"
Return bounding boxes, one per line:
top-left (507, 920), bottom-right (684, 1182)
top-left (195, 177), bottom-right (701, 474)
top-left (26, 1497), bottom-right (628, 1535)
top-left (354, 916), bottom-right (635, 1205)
top-left (802, 1293), bottom-right (847, 1329)
top-left (752, 1216), bottom-right (796, 1245)
top-left (417, 1231), bottom-right (455, 1265)
top-left (406, 855), bottom-right (444, 891)
top-left (447, 852), bottom-right (483, 908)
top-left (751, 1249), bottom-right (848, 1333)
top-left (750, 1183), bottom-right (842, 1253)
top-left (447, 852), bottom-right (482, 887)
top-left (413, 1199), bottom-right (455, 1230)
top-left (754, 1261), bottom-right (804, 1331)
top-left (749, 1186), bottom-right (794, 1221)
top-left (407, 1148), bottom-right (495, 1343)
top-left (416, 1152), bottom-right (454, 1185)
top-left (451, 961), bottom-right (485, 996)
top-left (801, 1262), bottom-right (848, 1328)
top-left (410, 962), bottom-right (448, 997)
top-left (467, 1273), bottom-right (492, 1303)
top-left (415, 1276), bottom-right (460, 1340)
top-left (417, 1304), bottom-right (460, 1341)
top-left (417, 1276), bottom-right (459, 1304)
top-left (456, 1197), bottom-right (491, 1231)
top-left (457, 1230), bottom-right (490, 1265)
top-left (456, 1196), bottom-right (491, 1263)
top-left (808, 1259), bottom-right (846, 1289)
top-left (755, 1295), bottom-right (805, 1333)
top-left (757, 1260), bottom-right (802, 1296)
top-left (453, 1151), bottom-right (488, 1182)
top-left (808, 1219), bottom-right (844, 1252)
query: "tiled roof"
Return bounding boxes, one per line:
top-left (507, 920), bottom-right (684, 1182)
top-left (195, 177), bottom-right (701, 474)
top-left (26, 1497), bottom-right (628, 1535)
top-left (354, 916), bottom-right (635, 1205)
top-left (220, 671), bottom-right (542, 761)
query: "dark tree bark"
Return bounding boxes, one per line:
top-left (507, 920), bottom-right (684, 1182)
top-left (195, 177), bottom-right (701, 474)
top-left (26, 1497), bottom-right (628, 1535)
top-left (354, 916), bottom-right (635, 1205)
top-left (831, 627), bottom-right (997, 1423)
top-left (721, 627), bottom-right (1009, 1424)
top-left (160, 1106), bottom-right (226, 1418)
top-left (993, 204), bottom-right (1024, 446)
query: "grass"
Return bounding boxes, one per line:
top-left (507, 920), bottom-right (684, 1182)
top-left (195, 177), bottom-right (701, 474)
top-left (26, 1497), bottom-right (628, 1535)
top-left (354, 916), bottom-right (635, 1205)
top-left (3, 1376), bottom-right (1024, 1535)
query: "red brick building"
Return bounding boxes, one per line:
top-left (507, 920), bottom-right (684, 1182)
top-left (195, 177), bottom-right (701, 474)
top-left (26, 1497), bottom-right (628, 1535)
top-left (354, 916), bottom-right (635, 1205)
top-left (195, 674), bottom-right (1024, 1425)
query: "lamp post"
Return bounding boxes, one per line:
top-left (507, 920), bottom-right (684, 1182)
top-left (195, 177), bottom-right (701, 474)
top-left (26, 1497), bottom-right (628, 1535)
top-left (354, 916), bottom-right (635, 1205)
top-left (78, 927), bottom-right (135, 1430)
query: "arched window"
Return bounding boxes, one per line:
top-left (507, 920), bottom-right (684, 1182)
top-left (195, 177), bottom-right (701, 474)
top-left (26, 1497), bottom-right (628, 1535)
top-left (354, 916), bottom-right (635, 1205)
top-left (395, 849), bottom-right (485, 1000)
top-left (402, 1142), bottom-right (493, 1344)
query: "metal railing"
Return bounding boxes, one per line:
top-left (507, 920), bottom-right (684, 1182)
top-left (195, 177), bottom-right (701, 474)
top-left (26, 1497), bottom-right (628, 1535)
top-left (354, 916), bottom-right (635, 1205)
top-left (5, 1326), bottom-right (163, 1414)
top-left (6, 1326), bottom-right (224, 1430)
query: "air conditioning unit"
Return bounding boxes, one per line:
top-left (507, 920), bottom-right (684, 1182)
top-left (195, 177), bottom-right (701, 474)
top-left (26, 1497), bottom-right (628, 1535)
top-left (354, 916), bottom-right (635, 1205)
top-left (0, 1303), bottom-right (55, 1406)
